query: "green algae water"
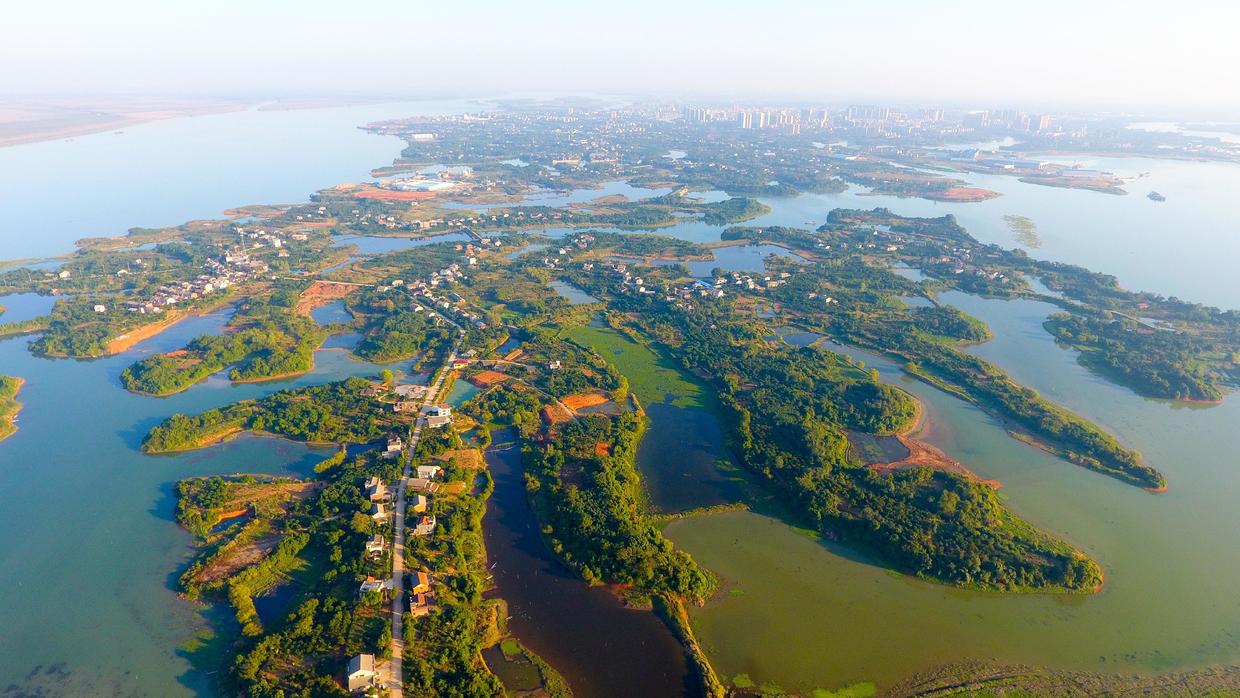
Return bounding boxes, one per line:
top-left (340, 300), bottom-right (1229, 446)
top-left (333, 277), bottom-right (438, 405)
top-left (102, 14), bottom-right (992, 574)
top-left (664, 290), bottom-right (1240, 693)
top-left (4, 105), bottom-right (1240, 696)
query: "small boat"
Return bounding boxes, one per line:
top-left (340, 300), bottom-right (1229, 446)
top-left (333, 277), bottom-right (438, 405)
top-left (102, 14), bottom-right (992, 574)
top-left (1147, 191), bottom-right (1166, 202)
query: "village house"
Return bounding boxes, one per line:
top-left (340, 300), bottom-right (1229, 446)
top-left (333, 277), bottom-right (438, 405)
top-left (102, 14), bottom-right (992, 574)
top-left (409, 592), bottom-right (435, 618)
top-left (365, 477), bottom-right (387, 502)
top-left (365, 534), bottom-right (385, 560)
top-left (393, 401), bottom-right (419, 413)
top-left (415, 464), bottom-right (442, 480)
top-left (383, 434), bottom-right (403, 459)
top-left (408, 477), bottom-right (439, 494)
top-left (370, 503), bottom-right (389, 522)
top-left (357, 577), bottom-right (387, 597)
top-left (411, 570), bottom-right (432, 595)
top-left (410, 493), bottom-right (428, 514)
top-left (411, 514), bottom-right (437, 536)
top-left (423, 414), bottom-right (451, 429)
top-left (347, 654), bottom-right (378, 692)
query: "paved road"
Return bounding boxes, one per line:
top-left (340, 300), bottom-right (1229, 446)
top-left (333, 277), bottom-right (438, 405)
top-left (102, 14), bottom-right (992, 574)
top-left (385, 343), bottom-right (459, 697)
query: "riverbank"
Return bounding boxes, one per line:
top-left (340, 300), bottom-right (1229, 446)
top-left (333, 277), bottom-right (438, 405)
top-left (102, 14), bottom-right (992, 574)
top-left (0, 98), bottom-right (252, 149)
top-left (0, 376), bottom-right (23, 442)
top-left (104, 311), bottom-right (193, 355)
top-left (479, 433), bottom-right (693, 698)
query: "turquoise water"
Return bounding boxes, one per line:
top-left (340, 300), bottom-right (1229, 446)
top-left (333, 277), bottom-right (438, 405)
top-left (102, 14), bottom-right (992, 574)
top-left (3, 104), bottom-right (1240, 694)
top-left (0, 314), bottom-right (387, 695)
top-left (445, 379), bottom-right (481, 406)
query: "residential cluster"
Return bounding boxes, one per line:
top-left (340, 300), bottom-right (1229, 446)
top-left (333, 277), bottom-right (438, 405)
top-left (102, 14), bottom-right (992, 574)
top-left (122, 252), bottom-right (265, 315)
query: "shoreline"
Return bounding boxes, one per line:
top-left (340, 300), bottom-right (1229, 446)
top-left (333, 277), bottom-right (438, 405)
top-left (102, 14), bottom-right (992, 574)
top-left (104, 311), bottom-right (192, 355)
top-left (0, 103), bottom-right (252, 150)
top-left (0, 376), bottom-right (25, 443)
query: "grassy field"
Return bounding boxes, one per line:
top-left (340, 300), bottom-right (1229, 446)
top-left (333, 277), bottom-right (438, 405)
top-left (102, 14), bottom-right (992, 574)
top-left (561, 323), bottom-right (713, 410)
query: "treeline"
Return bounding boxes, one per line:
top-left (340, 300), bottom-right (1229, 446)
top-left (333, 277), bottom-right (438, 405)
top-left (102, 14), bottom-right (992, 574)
top-left (821, 208), bottom-right (1240, 404)
top-left (720, 225), bottom-right (821, 249)
top-left (699, 197), bottom-right (771, 225)
top-left (830, 312), bottom-right (1163, 489)
top-left (561, 269), bottom-right (1104, 591)
top-left (911, 305), bottom-right (992, 342)
top-left (354, 307), bottom-right (455, 364)
top-left (143, 377), bottom-right (391, 453)
top-left (1047, 312), bottom-right (1231, 402)
top-left (122, 293), bottom-right (326, 395)
top-left (522, 412), bottom-right (716, 601)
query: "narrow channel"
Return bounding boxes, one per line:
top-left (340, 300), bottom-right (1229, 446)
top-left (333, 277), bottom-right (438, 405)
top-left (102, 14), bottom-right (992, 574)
top-left (481, 428), bottom-right (694, 698)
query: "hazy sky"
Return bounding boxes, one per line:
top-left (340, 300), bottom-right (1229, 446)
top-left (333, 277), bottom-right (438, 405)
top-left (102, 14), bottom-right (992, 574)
top-left (5, 0), bottom-right (1239, 112)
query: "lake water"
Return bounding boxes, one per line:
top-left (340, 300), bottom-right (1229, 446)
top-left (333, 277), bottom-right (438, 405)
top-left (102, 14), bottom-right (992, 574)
top-left (0, 292), bottom-right (57, 323)
top-left (309, 299), bottom-right (352, 325)
top-left (331, 232), bottom-right (470, 256)
top-left (547, 280), bottom-right (600, 306)
top-left (536, 160), bottom-right (1240, 309)
top-left (665, 287), bottom-right (1240, 693)
top-left (5, 102), bottom-right (1240, 696)
top-left (685, 244), bottom-right (805, 277)
top-left (0, 99), bottom-right (484, 260)
top-left (481, 432), bottom-right (691, 698)
top-left (0, 314), bottom-right (388, 695)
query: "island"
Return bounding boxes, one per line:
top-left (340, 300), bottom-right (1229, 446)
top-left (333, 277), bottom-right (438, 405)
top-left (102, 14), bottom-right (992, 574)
top-left (9, 101), bottom-right (1240, 696)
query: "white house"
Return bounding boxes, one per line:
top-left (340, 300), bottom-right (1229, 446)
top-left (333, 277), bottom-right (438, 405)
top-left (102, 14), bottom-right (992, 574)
top-left (358, 577), bottom-right (386, 596)
top-left (412, 515), bottom-right (437, 536)
top-left (347, 654), bottom-right (378, 692)
top-left (365, 534), bottom-right (385, 559)
top-left (416, 464), bottom-right (442, 480)
top-left (424, 414), bottom-right (451, 429)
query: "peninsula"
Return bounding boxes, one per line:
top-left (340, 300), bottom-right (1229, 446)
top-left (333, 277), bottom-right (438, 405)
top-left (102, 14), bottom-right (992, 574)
top-left (10, 101), bottom-right (1240, 697)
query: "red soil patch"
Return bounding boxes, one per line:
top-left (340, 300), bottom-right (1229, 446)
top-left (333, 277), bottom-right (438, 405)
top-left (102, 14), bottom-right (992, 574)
top-left (541, 404), bottom-right (573, 425)
top-left (105, 311), bottom-right (188, 354)
top-left (295, 280), bottom-right (357, 316)
top-left (353, 186), bottom-right (437, 202)
top-left (562, 391), bottom-right (610, 411)
top-left (870, 435), bottom-right (1001, 489)
top-left (468, 370), bottom-right (510, 386)
top-left (594, 442), bottom-right (611, 456)
top-left (932, 186), bottom-right (1002, 202)
top-left (218, 508), bottom-right (249, 521)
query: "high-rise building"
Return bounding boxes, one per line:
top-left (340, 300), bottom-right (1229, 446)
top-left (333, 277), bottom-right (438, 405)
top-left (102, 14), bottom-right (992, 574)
top-left (756, 111), bottom-right (768, 129)
top-left (737, 111), bottom-right (753, 129)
